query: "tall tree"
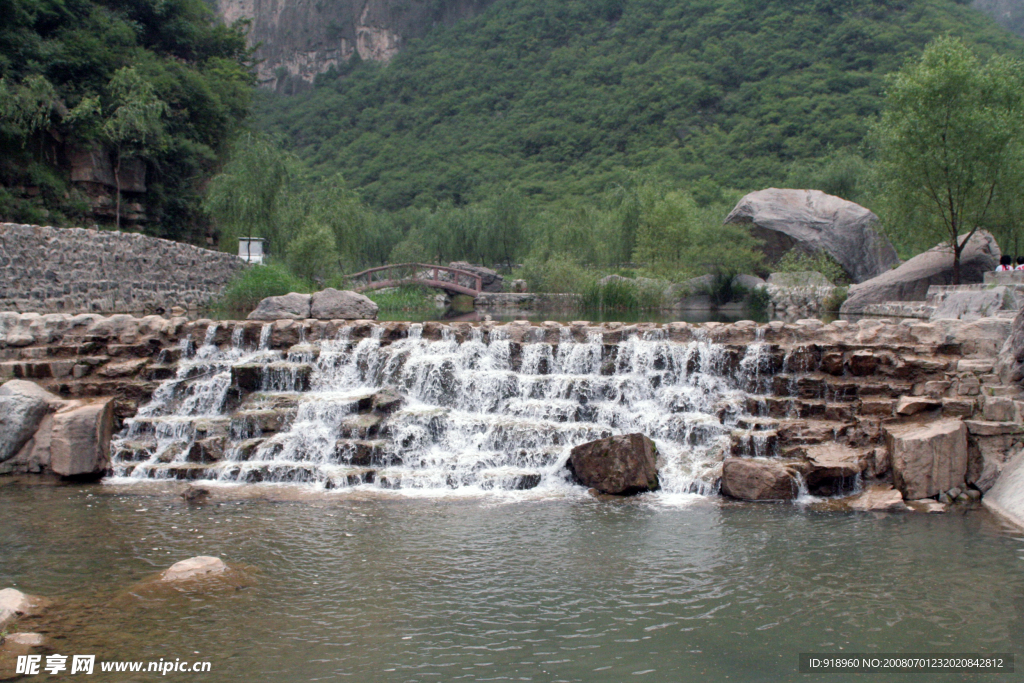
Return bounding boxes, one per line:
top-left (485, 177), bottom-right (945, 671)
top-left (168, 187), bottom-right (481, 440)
top-left (873, 36), bottom-right (1024, 282)
top-left (203, 132), bottom-right (290, 256)
top-left (99, 67), bottom-right (168, 230)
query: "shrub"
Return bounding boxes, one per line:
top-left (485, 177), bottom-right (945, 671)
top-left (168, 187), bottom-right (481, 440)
top-left (368, 285), bottom-right (437, 313)
top-left (518, 256), bottom-right (597, 294)
top-left (773, 250), bottom-right (849, 285)
top-left (822, 286), bottom-right (849, 312)
top-left (216, 263), bottom-right (311, 313)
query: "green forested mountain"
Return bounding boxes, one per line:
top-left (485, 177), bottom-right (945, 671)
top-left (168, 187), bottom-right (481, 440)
top-left (255, 0), bottom-right (1023, 211)
top-left (0, 0), bottom-right (253, 240)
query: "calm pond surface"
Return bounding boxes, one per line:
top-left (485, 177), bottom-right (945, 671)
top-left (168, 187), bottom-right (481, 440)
top-left (1, 482), bottom-right (1022, 682)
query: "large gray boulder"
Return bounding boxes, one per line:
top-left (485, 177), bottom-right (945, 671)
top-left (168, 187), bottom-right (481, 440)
top-left (566, 433), bottom-right (660, 495)
top-left (841, 231), bottom-right (1001, 315)
top-left (449, 262), bottom-right (504, 293)
top-left (247, 292), bottom-right (312, 320)
top-left (0, 389), bottom-right (49, 463)
top-left (884, 419), bottom-right (968, 500)
top-left (310, 288), bottom-right (379, 320)
top-left (724, 188), bottom-right (899, 283)
top-left (50, 398), bottom-right (114, 477)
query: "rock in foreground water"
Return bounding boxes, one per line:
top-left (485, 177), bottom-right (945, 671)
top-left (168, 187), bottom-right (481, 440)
top-left (567, 434), bottom-right (660, 495)
top-left (160, 556), bottom-right (228, 582)
top-left (50, 398), bottom-right (114, 478)
top-left (0, 588), bottom-right (46, 630)
top-left (885, 419), bottom-right (968, 500)
top-left (720, 457), bottom-right (799, 501)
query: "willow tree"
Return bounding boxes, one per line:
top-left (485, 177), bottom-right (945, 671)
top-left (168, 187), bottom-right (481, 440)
top-left (100, 68), bottom-right (168, 230)
top-left (873, 36), bottom-right (1024, 282)
top-left (203, 133), bottom-right (290, 257)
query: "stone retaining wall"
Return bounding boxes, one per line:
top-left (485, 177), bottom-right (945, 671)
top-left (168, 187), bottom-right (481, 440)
top-left (0, 223), bottom-right (244, 314)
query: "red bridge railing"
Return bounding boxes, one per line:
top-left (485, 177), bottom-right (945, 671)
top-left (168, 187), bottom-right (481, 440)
top-left (345, 263), bottom-right (484, 298)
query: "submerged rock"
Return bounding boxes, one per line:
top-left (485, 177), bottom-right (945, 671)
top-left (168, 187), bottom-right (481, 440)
top-left (309, 288), bottom-right (378, 320)
top-left (847, 485), bottom-right (908, 512)
top-left (885, 419), bottom-right (968, 500)
top-left (720, 457), bottom-right (799, 501)
top-left (567, 433), bottom-right (660, 496)
top-left (160, 556), bottom-right (228, 582)
top-left (0, 588), bottom-right (46, 630)
top-left (247, 292), bottom-right (312, 320)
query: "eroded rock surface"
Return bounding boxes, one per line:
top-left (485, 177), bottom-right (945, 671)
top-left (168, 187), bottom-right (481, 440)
top-left (725, 188), bottom-right (898, 283)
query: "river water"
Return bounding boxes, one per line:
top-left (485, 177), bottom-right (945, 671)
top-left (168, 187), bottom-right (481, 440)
top-left (1, 482), bottom-right (1022, 682)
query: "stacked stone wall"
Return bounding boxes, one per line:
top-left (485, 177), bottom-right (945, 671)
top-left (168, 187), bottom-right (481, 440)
top-left (0, 223), bottom-right (244, 314)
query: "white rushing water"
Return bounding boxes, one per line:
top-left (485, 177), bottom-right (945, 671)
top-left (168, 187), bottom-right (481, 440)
top-left (111, 324), bottom-right (769, 496)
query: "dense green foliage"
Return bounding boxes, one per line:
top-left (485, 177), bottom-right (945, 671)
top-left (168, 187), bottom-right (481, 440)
top-left (873, 36), bottom-right (1024, 279)
top-left (0, 0), bottom-right (253, 239)
top-left (367, 285), bottom-right (439, 314)
top-left (216, 263), bottom-right (313, 313)
top-left (255, 0), bottom-right (1022, 213)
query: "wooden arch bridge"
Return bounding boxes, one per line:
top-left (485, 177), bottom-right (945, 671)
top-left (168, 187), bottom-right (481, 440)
top-left (345, 263), bottom-right (484, 297)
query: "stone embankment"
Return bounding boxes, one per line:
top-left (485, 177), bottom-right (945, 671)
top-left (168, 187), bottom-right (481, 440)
top-left (1, 310), bottom-right (1023, 518)
top-left (0, 223), bottom-right (243, 314)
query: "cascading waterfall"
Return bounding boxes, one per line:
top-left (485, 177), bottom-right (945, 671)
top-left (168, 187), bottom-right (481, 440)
top-left (111, 324), bottom-right (771, 495)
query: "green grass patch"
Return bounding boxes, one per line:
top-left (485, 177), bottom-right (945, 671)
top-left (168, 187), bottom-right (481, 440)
top-left (367, 285), bottom-right (437, 313)
top-left (215, 263), bottom-right (312, 313)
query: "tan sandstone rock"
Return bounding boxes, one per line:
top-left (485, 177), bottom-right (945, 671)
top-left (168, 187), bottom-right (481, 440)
top-left (720, 457), bottom-right (799, 501)
top-left (885, 419), bottom-right (968, 500)
top-left (49, 398), bottom-right (114, 477)
top-left (848, 486), bottom-right (908, 512)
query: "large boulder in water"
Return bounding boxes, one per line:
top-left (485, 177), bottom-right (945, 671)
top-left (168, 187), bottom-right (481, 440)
top-left (50, 398), bottom-right (114, 478)
top-left (884, 419), bottom-right (968, 500)
top-left (0, 588), bottom-right (47, 630)
top-left (310, 288), bottom-right (379, 320)
top-left (724, 188), bottom-right (899, 283)
top-left (449, 262), bottom-right (504, 293)
top-left (247, 292), bottom-right (312, 320)
top-left (720, 458), bottom-right (800, 501)
top-left (841, 232), bottom-right (1001, 315)
top-left (566, 433), bottom-right (660, 495)
top-left (0, 385), bottom-right (49, 463)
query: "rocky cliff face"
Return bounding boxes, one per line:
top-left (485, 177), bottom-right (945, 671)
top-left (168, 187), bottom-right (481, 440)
top-left (219, 0), bottom-right (495, 92)
top-left (974, 0), bottom-right (1024, 36)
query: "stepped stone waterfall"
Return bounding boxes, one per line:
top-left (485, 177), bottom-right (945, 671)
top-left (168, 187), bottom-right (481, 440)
top-left (111, 322), bottom-right (770, 494)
